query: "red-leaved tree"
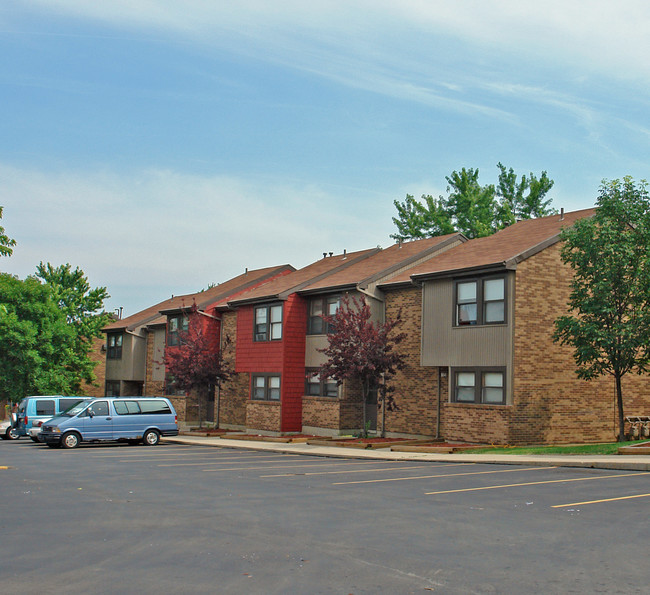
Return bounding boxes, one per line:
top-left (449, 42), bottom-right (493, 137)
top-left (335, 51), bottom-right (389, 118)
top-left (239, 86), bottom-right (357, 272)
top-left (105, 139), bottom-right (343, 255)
top-left (318, 294), bottom-right (406, 436)
top-left (164, 304), bottom-right (232, 427)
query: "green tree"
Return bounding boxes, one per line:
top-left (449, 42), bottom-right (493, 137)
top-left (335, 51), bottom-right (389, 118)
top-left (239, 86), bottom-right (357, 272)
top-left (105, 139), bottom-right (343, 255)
top-left (0, 206), bottom-right (16, 257)
top-left (0, 273), bottom-right (77, 401)
top-left (553, 177), bottom-right (650, 441)
top-left (35, 263), bottom-right (111, 388)
top-left (391, 164), bottom-right (555, 241)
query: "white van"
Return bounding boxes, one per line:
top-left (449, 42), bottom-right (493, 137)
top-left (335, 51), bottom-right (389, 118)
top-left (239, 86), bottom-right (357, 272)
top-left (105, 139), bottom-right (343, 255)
top-left (40, 397), bottom-right (179, 448)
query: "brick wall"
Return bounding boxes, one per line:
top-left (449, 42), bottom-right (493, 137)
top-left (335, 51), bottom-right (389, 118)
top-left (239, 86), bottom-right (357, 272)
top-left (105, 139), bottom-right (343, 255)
top-left (217, 310), bottom-right (248, 427)
top-left (302, 397), bottom-right (341, 429)
top-left (382, 286), bottom-right (439, 437)
top-left (510, 241), bottom-right (640, 444)
top-left (246, 401), bottom-right (282, 432)
top-left (80, 336), bottom-right (106, 397)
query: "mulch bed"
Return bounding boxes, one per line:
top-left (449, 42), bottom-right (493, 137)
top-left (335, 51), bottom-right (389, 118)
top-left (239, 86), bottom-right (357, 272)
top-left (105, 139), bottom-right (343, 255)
top-left (618, 441), bottom-right (650, 455)
top-left (306, 437), bottom-right (436, 450)
top-left (221, 434), bottom-right (318, 443)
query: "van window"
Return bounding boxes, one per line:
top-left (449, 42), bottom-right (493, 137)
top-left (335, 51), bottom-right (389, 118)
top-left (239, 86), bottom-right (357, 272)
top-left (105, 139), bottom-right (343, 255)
top-left (89, 401), bottom-right (109, 416)
top-left (139, 400), bottom-right (172, 415)
top-left (59, 398), bottom-right (84, 412)
top-left (114, 401), bottom-right (141, 415)
top-left (36, 400), bottom-right (55, 416)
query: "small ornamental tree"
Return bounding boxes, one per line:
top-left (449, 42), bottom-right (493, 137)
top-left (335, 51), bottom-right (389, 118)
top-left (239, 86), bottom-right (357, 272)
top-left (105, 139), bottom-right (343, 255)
top-left (163, 304), bottom-right (232, 427)
top-left (318, 294), bottom-right (406, 436)
top-left (553, 177), bottom-right (650, 441)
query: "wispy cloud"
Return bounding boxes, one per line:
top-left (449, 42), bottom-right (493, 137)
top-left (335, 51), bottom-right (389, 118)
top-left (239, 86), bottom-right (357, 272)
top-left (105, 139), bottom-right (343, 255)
top-left (0, 163), bottom-right (395, 313)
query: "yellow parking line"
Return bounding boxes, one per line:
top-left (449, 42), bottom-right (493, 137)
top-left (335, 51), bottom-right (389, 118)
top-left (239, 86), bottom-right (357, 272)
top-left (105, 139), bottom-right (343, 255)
top-left (0, 466), bottom-right (9, 470)
top-left (552, 493), bottom-right (650, 508)
top-left (425, 471), bottom-right (648, 495)
top-left (262, 463), bottom-right (474, 478)
top-left (333, 466), bottom-right (549, 485)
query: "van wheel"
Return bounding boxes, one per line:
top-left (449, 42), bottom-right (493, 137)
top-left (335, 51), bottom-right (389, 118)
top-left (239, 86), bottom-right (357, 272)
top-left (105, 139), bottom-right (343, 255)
top-left (61, 432), bottom-right (81, 449)
top-left (143, 429), bottom-right (160, 446)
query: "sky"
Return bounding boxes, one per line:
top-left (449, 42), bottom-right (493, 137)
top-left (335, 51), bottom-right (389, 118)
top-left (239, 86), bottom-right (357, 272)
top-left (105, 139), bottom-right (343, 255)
top-left (1, 1), bottom-right (649, 317)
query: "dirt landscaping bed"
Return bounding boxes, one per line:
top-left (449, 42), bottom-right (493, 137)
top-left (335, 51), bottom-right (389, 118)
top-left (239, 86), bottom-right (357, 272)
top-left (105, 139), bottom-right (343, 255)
top-left (306, 437), bottom-right (437, 450)
top-left (221, 434), bottom-right (317, 443)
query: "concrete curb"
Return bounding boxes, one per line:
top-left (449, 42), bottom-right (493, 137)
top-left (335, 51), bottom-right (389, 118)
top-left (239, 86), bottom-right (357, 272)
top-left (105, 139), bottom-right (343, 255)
top-left (163, 436), bottom-right (650, 472)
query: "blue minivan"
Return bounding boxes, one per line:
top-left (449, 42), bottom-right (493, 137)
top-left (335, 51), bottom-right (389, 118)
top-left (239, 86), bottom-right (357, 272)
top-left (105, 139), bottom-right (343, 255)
top-left (40, 397), bottom-right (179, 449)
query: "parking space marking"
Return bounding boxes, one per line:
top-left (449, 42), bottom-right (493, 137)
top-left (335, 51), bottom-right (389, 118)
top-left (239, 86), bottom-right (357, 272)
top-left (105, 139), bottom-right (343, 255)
top-left (425, 471), bottom-right (648, 495)
top-left (333, 466), bottom-right (549, 485)
top-left (201, 460), bottom-right (410, 472)
top-left (157, 456), bottom-right (316, 467)
top-left (262, 462), bottom-right (474, 478)
top-left (552, 492), bottom-right (650, 508)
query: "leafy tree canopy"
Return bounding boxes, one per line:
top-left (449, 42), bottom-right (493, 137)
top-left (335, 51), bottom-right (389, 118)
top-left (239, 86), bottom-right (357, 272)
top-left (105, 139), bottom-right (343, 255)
top-left (0, 273), bottom-right (78, 401)
top-left (0, 206), bottom-right (16, 257)
top-left (391, 163), bottom-right (555, 241)
top-left (553, 176), bottom-right (650, 441)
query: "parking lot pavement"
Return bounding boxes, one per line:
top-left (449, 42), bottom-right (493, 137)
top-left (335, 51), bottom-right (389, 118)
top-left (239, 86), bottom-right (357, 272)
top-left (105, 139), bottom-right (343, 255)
top-left (164, 435), bottom-right (650, 471)
top-left (2, 438), bottom-right (650, 594)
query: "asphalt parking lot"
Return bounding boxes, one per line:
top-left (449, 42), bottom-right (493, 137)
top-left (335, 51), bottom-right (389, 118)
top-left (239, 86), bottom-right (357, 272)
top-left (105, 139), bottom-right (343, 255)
top-left (1, 439), bottom-right (649, 594)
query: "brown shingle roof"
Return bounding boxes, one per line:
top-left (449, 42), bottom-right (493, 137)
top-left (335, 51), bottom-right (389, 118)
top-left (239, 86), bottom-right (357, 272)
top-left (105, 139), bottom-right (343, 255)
top-left (297, 234), bottom-right (463, 293)
top-left (102, 264), bottom-right (294, 332)
top-left (380, 208), bottom-right (595, 286)
top-left (227, 248), bottom-right (380, 305)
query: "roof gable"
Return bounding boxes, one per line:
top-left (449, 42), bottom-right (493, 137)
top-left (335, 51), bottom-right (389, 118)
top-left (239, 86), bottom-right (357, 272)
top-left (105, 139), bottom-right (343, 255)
top-left (379, 209), bottom-right (595, 286)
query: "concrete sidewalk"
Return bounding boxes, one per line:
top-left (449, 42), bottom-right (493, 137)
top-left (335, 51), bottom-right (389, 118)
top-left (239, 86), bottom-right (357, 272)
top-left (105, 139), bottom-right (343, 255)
top-left (163, 435), bottom-right (650, 472)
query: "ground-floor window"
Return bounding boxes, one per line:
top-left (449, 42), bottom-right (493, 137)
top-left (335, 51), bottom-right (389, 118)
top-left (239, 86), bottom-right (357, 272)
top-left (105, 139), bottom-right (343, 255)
top-left (105, 380), bottom-right (121, 397)
top-left (305, 368), bottom-right (338, 397)
top-left (252, 374), bottom-right (281, 401)
top-left (451, 367), bottom-right (506, 404)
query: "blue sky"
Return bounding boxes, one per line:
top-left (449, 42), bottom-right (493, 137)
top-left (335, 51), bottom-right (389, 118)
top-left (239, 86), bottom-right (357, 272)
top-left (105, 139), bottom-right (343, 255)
top-left (1, 1), bottom-right (649, 316)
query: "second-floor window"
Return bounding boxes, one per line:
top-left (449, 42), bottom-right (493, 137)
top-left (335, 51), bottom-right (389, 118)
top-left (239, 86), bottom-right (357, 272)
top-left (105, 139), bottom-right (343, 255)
top-left (168, 314), bottom-right (189, 346)
top-left (307, 296), bottom-right (340, 334)
top-left (107, 333), bottom-right (123, 359)
top-left (455, 277), bottom-right (506, 326)
top-left (254, 304), bottom-right (283, 341)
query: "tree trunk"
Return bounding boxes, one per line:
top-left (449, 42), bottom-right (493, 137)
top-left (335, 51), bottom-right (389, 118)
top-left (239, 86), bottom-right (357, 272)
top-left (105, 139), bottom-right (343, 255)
top-left (362, 379), bottom-right (368, 438)
top-left (615, 372), bottom-right (625, 442)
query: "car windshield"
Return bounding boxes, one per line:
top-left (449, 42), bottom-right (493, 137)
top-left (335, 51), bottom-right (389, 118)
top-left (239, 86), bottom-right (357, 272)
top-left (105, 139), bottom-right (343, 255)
top-left (59, 402), bottom-right (90, 417)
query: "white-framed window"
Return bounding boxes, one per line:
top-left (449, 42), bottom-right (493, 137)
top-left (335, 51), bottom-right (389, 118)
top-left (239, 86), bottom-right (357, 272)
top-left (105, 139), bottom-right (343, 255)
top-left (254, 304), bottom-right (283, 341)
top-left (305, 368), bottom-right (338, 397)
top-left (452, 368), bottom-right (506, 405)
top-left (455, 277), bottom-right (506, 326)
top-left (252, 374), bottom-right (281, 401)
top-left (107, 333), bottom-right (123, 359)
top-left (307, 295), bottom-right (340, 335)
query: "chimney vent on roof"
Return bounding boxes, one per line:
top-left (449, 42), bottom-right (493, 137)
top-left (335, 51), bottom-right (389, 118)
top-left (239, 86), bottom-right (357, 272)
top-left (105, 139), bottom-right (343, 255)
top-left (560, 208), bottom-right (565, 221)
top-left (329, 252), bottom-right (333, 257)
top-left (343, 249), bottom-right (347, 257)
top-left (323, 252), bottom-right (327, 258)
top-left (245, 267), bottom-right (248, 274)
